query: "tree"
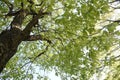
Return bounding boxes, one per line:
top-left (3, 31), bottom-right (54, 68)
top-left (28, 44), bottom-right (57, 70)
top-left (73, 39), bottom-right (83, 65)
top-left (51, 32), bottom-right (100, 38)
top-left (0, 0), bottom-right (120, 80)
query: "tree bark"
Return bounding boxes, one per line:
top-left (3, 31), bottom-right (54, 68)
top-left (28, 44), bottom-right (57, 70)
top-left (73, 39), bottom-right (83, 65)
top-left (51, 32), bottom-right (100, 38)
top-left (0, 0), bottom-right (50, 73)
top-left (0, 28), bottom-right (23, 73)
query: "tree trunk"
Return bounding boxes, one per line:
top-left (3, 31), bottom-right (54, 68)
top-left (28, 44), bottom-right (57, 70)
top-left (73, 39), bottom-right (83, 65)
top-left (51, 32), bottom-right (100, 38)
top-left (0, 1), bottom-right (50, 73)
top-left (0, 28), bottom-right (22, 73)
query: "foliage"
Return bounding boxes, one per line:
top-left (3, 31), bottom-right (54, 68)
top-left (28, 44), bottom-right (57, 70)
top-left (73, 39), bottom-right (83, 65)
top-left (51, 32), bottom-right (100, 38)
top-left (1, 0), bottom-right (120, 80)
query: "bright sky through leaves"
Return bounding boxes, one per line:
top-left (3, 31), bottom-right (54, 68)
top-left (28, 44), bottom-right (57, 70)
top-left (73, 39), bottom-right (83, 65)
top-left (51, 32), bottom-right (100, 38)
top-left (0, 0), bottom-right (120, 80)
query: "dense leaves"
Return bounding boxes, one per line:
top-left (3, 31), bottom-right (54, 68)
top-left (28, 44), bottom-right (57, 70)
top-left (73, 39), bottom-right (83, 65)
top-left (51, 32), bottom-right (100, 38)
top-left (0, 0), bottom-right (120, 80)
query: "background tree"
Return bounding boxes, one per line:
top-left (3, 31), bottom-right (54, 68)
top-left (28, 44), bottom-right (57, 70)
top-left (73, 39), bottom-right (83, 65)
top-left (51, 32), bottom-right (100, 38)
top-left (0, 0), bottom-right (120, 80)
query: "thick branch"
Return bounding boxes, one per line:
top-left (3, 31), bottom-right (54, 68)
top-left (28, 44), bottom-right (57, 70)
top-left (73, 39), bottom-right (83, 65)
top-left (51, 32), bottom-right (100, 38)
top-left (22, 10), bottom-right (50, 36)
top-left (23, 35), bottom-right (51, 43)
top-left (11, 9), bottom-right (28, 29)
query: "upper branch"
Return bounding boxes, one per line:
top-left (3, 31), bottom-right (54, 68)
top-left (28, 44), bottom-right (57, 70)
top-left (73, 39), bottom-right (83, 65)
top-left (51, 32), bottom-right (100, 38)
top-left (22, 9), bottom-right (50, 37)
top-left (10, 9), bottom-right (28, 29)
top-left (107, 20), bottom-right (120, 23)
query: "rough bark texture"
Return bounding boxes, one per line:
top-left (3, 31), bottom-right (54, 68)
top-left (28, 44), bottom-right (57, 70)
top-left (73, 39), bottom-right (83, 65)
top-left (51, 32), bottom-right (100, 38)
top-left (0, 28), bottom-right (23, 73)
top-left (0, 6), bottom-right (25, 72)
top-left (0, 2), bottom-right (50, 73)
top-left (0, 8), bottom-right (26, 73)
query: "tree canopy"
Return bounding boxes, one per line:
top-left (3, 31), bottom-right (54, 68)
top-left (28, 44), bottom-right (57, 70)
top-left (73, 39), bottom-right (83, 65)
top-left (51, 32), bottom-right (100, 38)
top-left (0, 0), bottom-right (120, 80)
